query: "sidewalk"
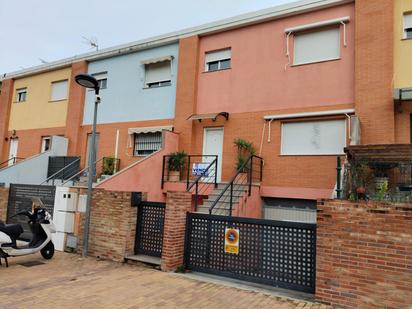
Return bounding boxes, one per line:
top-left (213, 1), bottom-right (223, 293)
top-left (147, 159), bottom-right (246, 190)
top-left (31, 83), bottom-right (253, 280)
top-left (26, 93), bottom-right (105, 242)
top-left (0, 252), bottom-right (329, 309)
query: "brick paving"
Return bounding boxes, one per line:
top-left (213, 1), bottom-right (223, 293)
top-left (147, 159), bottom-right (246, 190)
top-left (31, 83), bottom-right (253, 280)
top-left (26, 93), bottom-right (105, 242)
top-left (0, 252), bottom-right (329, 309)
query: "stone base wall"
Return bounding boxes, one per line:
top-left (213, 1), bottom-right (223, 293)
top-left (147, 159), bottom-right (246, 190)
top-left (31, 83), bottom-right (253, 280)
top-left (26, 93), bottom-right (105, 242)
top-left (0, 187), bottom-right (9, 222)
top-left (316, 199), bottom-right (412, 308)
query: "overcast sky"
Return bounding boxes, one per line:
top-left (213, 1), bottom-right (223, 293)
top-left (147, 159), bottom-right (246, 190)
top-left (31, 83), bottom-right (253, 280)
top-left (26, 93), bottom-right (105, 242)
top-left (0, 0), bottom-right (296, 74)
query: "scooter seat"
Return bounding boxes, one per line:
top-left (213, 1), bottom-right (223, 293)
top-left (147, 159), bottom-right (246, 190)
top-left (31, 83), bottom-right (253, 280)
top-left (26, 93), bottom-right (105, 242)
top-left (0, 224), bottom-right (24, 241)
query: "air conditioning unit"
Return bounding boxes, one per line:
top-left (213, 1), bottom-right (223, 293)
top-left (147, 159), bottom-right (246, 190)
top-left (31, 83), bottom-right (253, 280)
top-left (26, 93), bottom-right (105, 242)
top-left (350, 115), bottom-right (361, 145)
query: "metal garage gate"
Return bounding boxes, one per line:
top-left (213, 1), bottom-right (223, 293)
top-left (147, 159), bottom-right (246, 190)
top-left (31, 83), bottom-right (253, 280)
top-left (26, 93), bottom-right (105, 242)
top-left (184, 213), bottom-right (316, 293)
top-left (7, 184), bottom-right (56, 239)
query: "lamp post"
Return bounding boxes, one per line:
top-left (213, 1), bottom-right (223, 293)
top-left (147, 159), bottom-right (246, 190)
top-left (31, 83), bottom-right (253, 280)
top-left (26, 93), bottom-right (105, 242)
top-left (75, 74), bottom-right (100, 257)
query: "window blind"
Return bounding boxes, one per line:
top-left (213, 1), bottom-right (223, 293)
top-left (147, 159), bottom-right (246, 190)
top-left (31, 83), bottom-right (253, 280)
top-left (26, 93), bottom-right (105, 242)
top-left (281, 119), bottom-right (346, 155)
top-left (145, 61), bottom-right (171, 85)
top-left (51, 80), bottom-right (68, 101)
top-left (294, 27), bottom-right (340, 65)
top-left (205, 49), bottom-right (231, 63)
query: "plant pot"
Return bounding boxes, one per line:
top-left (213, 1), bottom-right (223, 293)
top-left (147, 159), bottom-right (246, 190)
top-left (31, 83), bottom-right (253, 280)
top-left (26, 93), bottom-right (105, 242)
top-left (375, 177), bottom-right (389, 191)
top-left (356, 186), bottom-right (366, 194)
top-left (168, 171), bottom-right (181, 182)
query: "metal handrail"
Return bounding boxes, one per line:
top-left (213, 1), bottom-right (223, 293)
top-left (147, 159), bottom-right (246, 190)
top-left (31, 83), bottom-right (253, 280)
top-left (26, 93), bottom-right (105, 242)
top-left (61, 157), bottom-right (105, 185)
top-left (0, 157), bottom-right (25, 169)
top-left (209, 155), bottom-right (263, 216)
top-left (40, 157), bottom-right (81, 185)
top-left (161, 154), bottom-right (219, 189)
top-left (187, 158), bottom-right (218, 191)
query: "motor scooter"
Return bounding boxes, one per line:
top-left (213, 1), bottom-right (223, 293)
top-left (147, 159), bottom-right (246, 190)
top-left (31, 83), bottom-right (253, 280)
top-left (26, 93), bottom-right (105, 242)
top-left (0, 201), bottom-right (56, 267)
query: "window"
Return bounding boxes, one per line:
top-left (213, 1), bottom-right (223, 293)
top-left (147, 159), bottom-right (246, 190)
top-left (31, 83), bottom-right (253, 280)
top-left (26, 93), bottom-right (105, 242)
top-left (404, 13), bottom-right (412, 39)
top-left (16, 88), bottom-right (27, 102)
top-left (50, 80), bottom-right (68, 101)
top-left (281, 119), bottom-right (346, 155)
top-left (205, 49), bottom-right (231, 72)
top-left (144, 61), bottom-right (171, 88)
top-left (134, 132), bottom-right (162, 156)
top-left (41, 136), bottom-right (51, 152)
top-left (294, 27), bottom-right (340, 65)
top-left (92, 72), bottom-right (108, 89)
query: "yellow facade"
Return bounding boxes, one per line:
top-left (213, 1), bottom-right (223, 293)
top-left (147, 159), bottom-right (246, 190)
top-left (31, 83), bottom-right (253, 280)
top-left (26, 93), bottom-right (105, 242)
top-left (8, 67), bottom-right (71, 131)
top-left (394, 0), bottom-right (412, 88)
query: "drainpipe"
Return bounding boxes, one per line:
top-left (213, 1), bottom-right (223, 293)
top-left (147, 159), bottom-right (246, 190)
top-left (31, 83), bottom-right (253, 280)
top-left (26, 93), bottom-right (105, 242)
top-left (114, 129), bottom-right (119, 173)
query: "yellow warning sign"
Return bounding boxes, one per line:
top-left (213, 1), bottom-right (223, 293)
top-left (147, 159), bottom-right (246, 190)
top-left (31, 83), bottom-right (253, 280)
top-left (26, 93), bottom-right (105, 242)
top-left (224, 227), bottom-right (239, 254)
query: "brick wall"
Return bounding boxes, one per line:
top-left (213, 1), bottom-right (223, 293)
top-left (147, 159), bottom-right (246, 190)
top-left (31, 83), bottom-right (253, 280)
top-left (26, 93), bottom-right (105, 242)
top-left (0, 80), bottom-right (14, 162)
top-left (316, 199), bottom-right (412, 308)
top-left (161, 191), bottom-right (192, 271)
top-left (77, 189), bottom-right (137, 262)
top-left (0, 187), bottom-right (9, 222)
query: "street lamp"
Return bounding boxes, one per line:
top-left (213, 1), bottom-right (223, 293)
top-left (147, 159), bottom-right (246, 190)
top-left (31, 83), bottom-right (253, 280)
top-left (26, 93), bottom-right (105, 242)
top-left (75, 74), bottom-right (100, 257)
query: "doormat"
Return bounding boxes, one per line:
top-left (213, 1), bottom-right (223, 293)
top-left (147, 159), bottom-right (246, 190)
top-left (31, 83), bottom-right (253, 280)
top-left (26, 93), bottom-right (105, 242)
top-left (19, 261), bottom-right (45, 267)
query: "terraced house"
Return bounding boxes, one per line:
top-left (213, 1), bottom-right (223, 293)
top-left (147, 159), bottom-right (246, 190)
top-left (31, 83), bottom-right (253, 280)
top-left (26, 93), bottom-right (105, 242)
top-left (0, 0), bottom-right (404, 218)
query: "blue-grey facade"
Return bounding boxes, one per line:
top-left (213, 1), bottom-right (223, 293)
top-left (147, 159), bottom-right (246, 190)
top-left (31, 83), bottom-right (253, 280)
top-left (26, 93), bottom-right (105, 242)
top-left (83, 43), bottom-right (179, 125)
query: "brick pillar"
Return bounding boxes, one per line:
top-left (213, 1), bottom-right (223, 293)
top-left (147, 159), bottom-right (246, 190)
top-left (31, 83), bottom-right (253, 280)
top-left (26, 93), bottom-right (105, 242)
top-left (161, 191), bottom-right (192, 271)
top-left (0, 187), bottom-right (9, 222)
top-left (65, 60), bottom-right (88, 156)
top-left (355, 0), bottom-right (394, 144)
top-left (173, 36), bottom-right (200, 153)
top-left (0, 79), bottom-right (14, 162)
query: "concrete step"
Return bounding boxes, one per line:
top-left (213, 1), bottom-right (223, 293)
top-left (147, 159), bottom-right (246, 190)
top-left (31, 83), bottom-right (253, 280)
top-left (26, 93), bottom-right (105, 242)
top-left (125, 254), bottom-right (161, 266)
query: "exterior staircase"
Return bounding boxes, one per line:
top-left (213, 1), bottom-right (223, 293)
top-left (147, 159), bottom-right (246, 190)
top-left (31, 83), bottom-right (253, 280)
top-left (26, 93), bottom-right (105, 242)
top-left (197, 183), bottom-right (249, 216)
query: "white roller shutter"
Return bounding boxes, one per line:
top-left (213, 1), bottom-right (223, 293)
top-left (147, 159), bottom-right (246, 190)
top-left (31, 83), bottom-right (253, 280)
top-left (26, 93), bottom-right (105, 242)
top-left (404, 14), bottom-right (412, 38)
top-left (294, 27), bottom-right (340, 65)
top-left (205, 49), bottom-right (231, 63)
top-left (145, 61), bottom-right (171, 85)
top-left (50, 80), bottom-right (68, 101)
top-left (281, 119), bottom-right (346, 155)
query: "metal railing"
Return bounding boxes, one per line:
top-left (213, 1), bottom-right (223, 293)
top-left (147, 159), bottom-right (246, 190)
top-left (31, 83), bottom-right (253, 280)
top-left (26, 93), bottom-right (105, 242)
top-left (0, 157), bottom-right (25, 170)
top-left (61, 157), bottom-right (106, 186)
top-left (209, 155), bottom-right (263, 216)
top-left (187, 157), bottom-right (218, 210)
top-left (161, 154), bottom-right (219, 189)
top-left (40, 157), bottom-right (81, 185)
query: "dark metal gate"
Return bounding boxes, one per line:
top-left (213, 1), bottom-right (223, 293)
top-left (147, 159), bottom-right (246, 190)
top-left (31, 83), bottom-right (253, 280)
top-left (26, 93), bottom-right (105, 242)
top-left (134, 202), bottom-right (165, 257)
top-left (184, 213), bottom-right (316, 293)
top-left (7, 184), bottom-right (56, 239)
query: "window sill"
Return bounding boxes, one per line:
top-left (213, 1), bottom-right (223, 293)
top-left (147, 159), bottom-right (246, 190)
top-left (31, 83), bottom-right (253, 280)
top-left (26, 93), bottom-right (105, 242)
top-left (143, 84), bottom-right (172, 90)
top-left (88, 88), bottom-right (107, 91)
top-left (202, 67), bottom-right (232, 74)
top-left (401, 37), bottom-right (412, 41)
top-left (279, 153), bottom-right (345, 157)
top-left (48, 99), bottom-right (67, 103)
top-left (291, 57), bottom-right (341, 67)
top-left (13, 101), bottom-right (26, 103)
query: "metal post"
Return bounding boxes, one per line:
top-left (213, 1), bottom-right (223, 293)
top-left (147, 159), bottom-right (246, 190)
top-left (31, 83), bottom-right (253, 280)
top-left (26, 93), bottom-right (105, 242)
top-left (248, 157), bottom-right (253, 196)
top-left (195, 182), bottom-right (198, 211)
top-left (186, 156), bottom-right (191, 190)
top-left (336, 156), bottom-right (342, 199)
top-left (214, 157), bottom-right (218, 188)
top-left (229, 182), bottom-right (233, 216)
top-left (83, 93), bottom-right (100, 257)
top-left (161, 155), bottom-right (166, 189)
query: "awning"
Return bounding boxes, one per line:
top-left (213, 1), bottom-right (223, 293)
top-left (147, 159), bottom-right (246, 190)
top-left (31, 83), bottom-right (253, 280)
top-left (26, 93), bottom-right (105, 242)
top-left (140, 56), bottom-right (174, 65)
top-left (394, 88), bottom-right (412, 101)
top-left (263, 109), bottom-right (355, 120)
top-left (187, 112), bottom-right (229, 122)
top-left (127, 125), bottom-right (173, 135)
top-left (284, 16), bottom-right (350, 33)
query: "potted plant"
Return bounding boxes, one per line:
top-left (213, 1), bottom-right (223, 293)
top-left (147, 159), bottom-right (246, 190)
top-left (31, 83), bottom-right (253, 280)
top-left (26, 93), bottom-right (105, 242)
top-left (234, 138), bottom-right (255, 179)
top-left (167, 151), bottom-right (187, 182)
top-left (351, 161), bottom-right (373, 199)
top-left (102, 157), bottom-right (116, 176)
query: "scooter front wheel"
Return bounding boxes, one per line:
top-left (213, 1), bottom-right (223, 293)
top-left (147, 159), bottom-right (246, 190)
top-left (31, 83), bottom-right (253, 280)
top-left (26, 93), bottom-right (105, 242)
top-left (40, 241), bottom-right (55, 260)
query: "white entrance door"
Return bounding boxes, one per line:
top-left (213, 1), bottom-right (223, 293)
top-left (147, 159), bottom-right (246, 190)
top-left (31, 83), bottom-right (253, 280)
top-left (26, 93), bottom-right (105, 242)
top-left (203, 127), bottom-right (224, 182)
top-left (8, 138), bottom-right (19, 166)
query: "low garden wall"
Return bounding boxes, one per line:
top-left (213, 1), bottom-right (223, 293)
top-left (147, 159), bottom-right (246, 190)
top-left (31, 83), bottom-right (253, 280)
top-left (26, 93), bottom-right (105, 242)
top-left (77, 189), bottom-right (138, 261)
top-left (0, 187), bottom-right (8, 222)
top-left (316, 199), bottom-right (412, 308)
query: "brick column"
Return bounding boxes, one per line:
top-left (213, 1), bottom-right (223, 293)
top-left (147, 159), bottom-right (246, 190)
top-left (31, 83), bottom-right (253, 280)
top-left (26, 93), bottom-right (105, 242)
top-left (0, 79), bottom-right (14, 162)
top-left (0, 187), bottom-right (9, 222)
top-left (161, 191), bottom-right (192, 271)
